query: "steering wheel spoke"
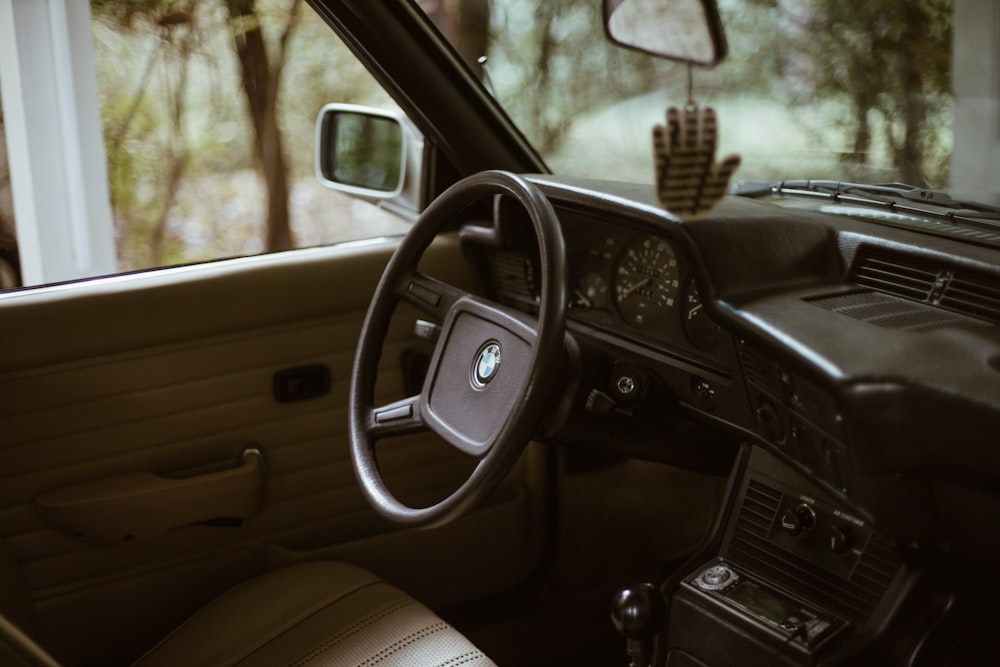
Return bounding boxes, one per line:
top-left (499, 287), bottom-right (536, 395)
top-left (368, 395), bottom-right (426, 440)
top-left (397, 271), bottom-right (468, 321)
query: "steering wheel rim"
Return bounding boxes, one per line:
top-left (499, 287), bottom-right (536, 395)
top-left (348, 170), bottom-right (566, 528)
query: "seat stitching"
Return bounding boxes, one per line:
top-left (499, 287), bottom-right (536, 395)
top-left (356, 622), bottom-right (450, 667)
top-left (224, 577), bottom-right (388, 667)
top-left (285, 597), bottom-right (416, 667)
top-left (433, 650), bottom-right (488, 667)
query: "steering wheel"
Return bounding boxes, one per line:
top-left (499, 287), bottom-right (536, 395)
top-left (348, 170), bottom-right (567, 528)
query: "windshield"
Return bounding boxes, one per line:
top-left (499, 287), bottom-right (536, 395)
top-left (421, 0), bottom-right (963, 197)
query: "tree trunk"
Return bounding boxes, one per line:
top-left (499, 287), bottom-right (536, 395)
top-left (849, 98), bottom-right (872, 164)
top-left (150, 23), bottom-right (194, 266)
top-left (226, 0), bottom-right (295, 252)
top-left (896, 3), bottom-right (929, 186)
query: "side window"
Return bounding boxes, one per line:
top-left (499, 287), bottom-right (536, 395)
top-left (0, 114), bottom-right (16, 289)
top-left (0, 1), bottom-right (411, 290)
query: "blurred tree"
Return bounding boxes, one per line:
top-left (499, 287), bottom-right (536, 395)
top-left (149, 10), bottom-right (196, 265)
top-left (795, 0), bottom-right (952, 185)
top-left (0, 99), bottom-right (20, 288)
top-left (95, 0), bottom-right (302, 258)
top-left (225, 0), bottom-right (301, 252)
top-left (484, 0), bottom-right (673, 156)
top-left (94, 1), bottom-right (200, 268)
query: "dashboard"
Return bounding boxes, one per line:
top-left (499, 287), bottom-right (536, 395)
top-left (461, 175), bottom-right (1000, 560)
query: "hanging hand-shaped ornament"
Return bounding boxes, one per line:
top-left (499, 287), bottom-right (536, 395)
top-left (653, 74), bottom-right (740, 220)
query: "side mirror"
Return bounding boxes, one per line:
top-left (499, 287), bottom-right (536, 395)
top-left (603, 0), bottom-right (727, 67)
top-left (315, 104), bottom-right (409, 199)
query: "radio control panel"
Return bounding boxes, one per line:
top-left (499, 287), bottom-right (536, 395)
top-left (682, 559), bottom-right (847, 653)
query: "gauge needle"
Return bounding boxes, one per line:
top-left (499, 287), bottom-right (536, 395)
top-left (622, 277), bottom-right (651, 298)
top-left (687, 303), bottom-right (702, 320)
top-left (574, 289), bottom-right (592, 308)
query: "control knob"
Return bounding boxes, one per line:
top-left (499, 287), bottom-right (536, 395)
top-left (828, 525), bottom-right (853, 554)
top-left (694, 564), bottom-right (738, 591)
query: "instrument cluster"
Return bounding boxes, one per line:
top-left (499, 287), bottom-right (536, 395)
top-left (562, 213), bottom-right (726, 360)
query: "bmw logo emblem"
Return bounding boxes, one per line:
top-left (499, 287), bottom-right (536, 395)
top-left (472, 341), bottom-right (501, 388)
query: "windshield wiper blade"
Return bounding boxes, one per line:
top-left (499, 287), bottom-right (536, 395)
top-left (734, 179), bottom-right (1000, 218)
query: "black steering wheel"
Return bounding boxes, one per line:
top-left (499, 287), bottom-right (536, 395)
top-left (348, 170), bottom-right (567, 527)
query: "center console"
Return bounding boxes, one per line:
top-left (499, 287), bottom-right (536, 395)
top-left (660, 445), bottom-right (912, 666)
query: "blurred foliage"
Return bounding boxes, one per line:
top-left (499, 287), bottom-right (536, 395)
top-left (92, 0), bottom-right (397, 272)
top-left (783, 0), bottom-right (952, 186)
top-left (489, 0), bottom-right (679, 154)
top-left (89, 0), bottom-right (954, 273)
top-left (482, 0), bottom-right (952, 185)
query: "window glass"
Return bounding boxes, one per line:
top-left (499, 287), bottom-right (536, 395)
top-left (90, 0), bottom-right (409, 275)
top-left (0, 111), bottom-right (16, 289)
top-left (422, 0), bottom-right (954, 192)
top-left (1, 2), bottom-right (414, 290)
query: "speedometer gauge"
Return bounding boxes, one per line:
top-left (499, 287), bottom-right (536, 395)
top-left (614, 235), bottom-right (679, 327)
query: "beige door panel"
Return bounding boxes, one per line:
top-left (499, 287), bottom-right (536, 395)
top-left (0, 236), bottom-right (545, 665)
top-left (35, 447), bottom-right (268, 546)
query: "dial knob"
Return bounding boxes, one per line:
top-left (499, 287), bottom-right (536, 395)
top-left (828, 525), bottom-right (853, 554)
top-left (694, 564), bottom-right (738, 591)
top-left (795, 503), bottom-right (817, 531)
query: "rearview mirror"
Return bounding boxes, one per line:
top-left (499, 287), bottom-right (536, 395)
top-left (604, 0), bottom-right (727, 67)
top-left (316, 104), bottom-right (407, 198)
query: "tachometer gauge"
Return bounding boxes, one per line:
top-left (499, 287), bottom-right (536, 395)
top-left (614, 235), bottom-right (679, 327)
top-left (683, 278), bottom-right (723, 351)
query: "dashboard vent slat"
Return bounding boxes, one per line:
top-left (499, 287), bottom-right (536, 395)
top-left (736, 480), bottom-right (783, 537)
top-left (940, 274), bottom-right (1000, 321)
top-left (855, 256), bottom-right (939, 301)
top-left (485, 250), bottom-right (537, 305)
top-left (739, 345), bottom-right (781, 396)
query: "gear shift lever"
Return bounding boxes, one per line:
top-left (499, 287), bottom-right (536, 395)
top-left (611, 583), bottom-right (667, 667)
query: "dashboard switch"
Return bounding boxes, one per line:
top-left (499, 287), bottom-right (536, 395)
top-left (691, 376), bottom-right (718, 411)
top-left (413, 319), bottom-right (441, 343)
top-left (755, 399), bottom-right (785, 444)
top-left (585, 389), bottom-right (616, 415)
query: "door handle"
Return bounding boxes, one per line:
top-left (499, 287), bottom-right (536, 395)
top-left (35, 448), bottom-right (266, 545)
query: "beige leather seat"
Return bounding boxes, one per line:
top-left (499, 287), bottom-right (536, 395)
top-left (2, 561), bottom-right (496, 667)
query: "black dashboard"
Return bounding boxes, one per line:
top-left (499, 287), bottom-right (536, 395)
top-left (462, 174), bottom-right (1000, 560)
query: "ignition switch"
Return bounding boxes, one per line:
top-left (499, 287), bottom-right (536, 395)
top-left (610, 361), bottom-right (648, 406)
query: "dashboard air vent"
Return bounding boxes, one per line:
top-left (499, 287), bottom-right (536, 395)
top-left (810, 291), bottom-right (987, 332)
top-left (834, 251), bottom-right (1000, 328)
top-left (726, 479), bottom-right (901, 625)
top-left (939, 272), bottom-right (1000, 322)
top-left (855, 254), bottom-right (939, 301)
top-left (485, 250), bottom-right (537, 306)
top-left (735, 480), bottom-right (782, 539)
top-left (851, 536), bottom-right (900, 592)
top-left (739, 345), bottom-right (781, 396)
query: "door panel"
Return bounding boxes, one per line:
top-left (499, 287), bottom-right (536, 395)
top-left (0, 236), bottom-right (544, 665)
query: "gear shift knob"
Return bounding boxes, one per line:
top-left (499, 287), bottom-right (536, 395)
top-left (611, 583), bottom-right (666, 666)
